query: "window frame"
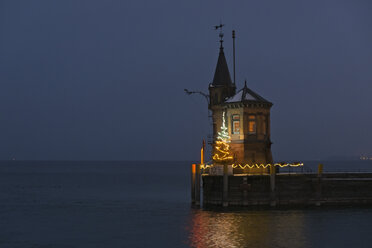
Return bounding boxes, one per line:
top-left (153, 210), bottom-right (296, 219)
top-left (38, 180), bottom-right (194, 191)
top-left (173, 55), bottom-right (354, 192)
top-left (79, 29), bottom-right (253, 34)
top-left (232, 114), bottom-right (240, 134)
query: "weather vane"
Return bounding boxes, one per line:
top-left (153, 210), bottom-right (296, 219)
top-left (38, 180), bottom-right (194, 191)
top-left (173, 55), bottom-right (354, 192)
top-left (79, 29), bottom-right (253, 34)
top-left (214, 23), bottom-right (225, 48)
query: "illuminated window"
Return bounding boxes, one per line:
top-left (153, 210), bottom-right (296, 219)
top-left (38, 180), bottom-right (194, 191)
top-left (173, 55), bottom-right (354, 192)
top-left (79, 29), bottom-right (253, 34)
top-left (232, 115), bottom-right (240, 134)
top-left (248, 115), bottom-right (256, 134)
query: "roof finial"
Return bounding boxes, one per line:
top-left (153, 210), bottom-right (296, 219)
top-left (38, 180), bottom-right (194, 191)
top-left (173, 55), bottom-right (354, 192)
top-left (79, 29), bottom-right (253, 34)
top-left (244, 79), bottom-right (247, 88)
top-left (214, 23), bottom-right (225, 49)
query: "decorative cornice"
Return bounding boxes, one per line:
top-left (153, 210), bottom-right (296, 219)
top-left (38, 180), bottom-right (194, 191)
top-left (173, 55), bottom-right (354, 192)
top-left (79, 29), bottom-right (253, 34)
top-left (223, 101), bottom-right (273, 109)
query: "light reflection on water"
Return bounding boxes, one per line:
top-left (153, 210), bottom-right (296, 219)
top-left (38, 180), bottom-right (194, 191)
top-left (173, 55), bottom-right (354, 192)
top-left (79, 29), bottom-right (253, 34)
top-left (188, 209), bottom-right (309, 248)
top-left (186, 207), bottom-right (372, 248)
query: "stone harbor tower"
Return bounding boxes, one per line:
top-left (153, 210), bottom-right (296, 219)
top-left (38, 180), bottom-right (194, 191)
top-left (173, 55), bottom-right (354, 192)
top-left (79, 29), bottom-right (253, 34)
top-left (209, 38), bottom-right (273, 173)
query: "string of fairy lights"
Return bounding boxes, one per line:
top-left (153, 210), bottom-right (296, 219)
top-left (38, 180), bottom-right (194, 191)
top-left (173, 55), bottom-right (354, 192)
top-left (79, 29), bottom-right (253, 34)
top-left (200, 163), bottom-right (304, 170)
top-left (231, 163), bottom-right (303, 169)
top-left (212, 112), bottom-right (234, 163)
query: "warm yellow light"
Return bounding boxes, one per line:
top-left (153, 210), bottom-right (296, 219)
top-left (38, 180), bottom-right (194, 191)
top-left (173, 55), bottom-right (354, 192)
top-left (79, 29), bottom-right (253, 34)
top-left (248, 121), bottom-right (256, 133)
top-left (200, 164), bottom-right (212, 169)
top-left (231, 163), bottom-right (304, 169)
top-left (212, 140), bottom-right (234, 162)
top-left (213, 111), bottom-right (233, 163)
top-left (199, 163), bottom-right (304, 170)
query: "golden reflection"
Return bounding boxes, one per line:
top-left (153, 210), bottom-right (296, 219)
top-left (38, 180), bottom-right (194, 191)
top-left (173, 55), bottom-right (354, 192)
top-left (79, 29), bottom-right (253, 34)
top-left (188, 209), bottom-right (309, 248)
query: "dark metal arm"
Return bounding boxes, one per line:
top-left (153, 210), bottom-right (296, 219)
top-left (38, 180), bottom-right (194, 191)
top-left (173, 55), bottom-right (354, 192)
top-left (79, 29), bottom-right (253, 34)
top-left (184, 89), bottom-right (210, 104)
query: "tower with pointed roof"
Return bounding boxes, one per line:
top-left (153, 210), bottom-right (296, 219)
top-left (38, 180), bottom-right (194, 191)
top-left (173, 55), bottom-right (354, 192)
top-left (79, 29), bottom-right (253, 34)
top-left (209, 36), bottom-right (273, 173)
top-left (209, 41), bottom-right (236, 104)
top-left (209, 37), bottom-right (236, 145)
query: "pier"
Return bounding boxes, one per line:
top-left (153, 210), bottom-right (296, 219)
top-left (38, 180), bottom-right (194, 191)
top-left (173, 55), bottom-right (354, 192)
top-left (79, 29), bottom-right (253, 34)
top-left (187, 30), bottom-right (372, 208)
top-left (192, 164), bottom-right (372, 207)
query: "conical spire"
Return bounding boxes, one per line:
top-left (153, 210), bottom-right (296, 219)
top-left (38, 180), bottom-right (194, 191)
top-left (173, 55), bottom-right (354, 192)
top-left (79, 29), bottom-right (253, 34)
top-left (212, 46), bottom-right (233, 86)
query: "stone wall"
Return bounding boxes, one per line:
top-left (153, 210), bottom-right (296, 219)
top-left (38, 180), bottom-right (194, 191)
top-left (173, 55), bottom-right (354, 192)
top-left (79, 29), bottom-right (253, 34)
top-left (202, 173), bottom-right (372, 207)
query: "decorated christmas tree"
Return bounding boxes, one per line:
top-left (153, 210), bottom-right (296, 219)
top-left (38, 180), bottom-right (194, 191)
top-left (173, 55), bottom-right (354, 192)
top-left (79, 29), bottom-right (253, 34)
top-left (213, 111), bottom-right (233, 164)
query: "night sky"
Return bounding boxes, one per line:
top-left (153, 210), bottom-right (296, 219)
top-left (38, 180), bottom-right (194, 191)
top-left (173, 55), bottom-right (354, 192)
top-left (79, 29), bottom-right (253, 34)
top-left (1, 0), bottom-right (372, 161)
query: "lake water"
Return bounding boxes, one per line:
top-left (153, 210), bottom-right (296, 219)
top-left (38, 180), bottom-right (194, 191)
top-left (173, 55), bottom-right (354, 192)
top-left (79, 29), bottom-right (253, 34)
top-left (0, 160), bottom-right (372, 248)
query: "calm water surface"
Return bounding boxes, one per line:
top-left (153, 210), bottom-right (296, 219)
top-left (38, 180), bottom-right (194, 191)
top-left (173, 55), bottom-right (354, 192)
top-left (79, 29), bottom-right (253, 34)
top-left (0, 160), bottom-right (371, 248)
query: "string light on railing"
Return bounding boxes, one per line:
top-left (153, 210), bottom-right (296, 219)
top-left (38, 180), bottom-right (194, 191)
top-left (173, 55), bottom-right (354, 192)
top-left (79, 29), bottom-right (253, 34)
top-left (200, 163), bottom-right (304, 170)
top-left (231, 163), bottom-right (304, 169)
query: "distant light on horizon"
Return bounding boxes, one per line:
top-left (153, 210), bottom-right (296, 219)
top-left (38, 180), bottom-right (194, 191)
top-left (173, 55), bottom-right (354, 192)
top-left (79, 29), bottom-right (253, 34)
top-left (360, 156), bottom-right (372, 160)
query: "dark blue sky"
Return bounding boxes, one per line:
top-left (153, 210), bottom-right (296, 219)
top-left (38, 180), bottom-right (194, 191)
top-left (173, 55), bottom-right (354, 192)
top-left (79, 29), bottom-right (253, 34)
top-left (1, 0), bottom-right (372, 161)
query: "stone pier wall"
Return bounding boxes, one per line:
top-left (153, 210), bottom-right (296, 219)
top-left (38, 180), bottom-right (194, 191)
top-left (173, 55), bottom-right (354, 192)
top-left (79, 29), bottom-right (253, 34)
top-left (202, 173), bottom-right (372, 207)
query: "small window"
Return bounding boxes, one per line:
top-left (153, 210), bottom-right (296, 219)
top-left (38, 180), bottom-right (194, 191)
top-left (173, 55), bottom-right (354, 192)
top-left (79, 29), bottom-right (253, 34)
top-left (232, 115), bottom-right (240, 134)
top-left (248, 115), bottom-right (256, 134)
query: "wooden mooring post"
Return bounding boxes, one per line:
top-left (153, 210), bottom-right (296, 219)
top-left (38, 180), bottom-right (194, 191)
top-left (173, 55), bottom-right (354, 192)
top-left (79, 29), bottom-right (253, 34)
top-left (242, 177), bottom-right (249, 206)
top-left (191, 144), bottom-right (204, 206)
top-left (316, 163), bottom-right (323, 206)
top-left (191, 164), bottom-right (196, 204)
top-left (195, 164), bottom-right (201, 206)
top-left (270, 164), bottom-right (276, 207)
top-left (191, 163), bottom-right (201, 206)
top-left (222, 164), bottom-right (229, 207)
